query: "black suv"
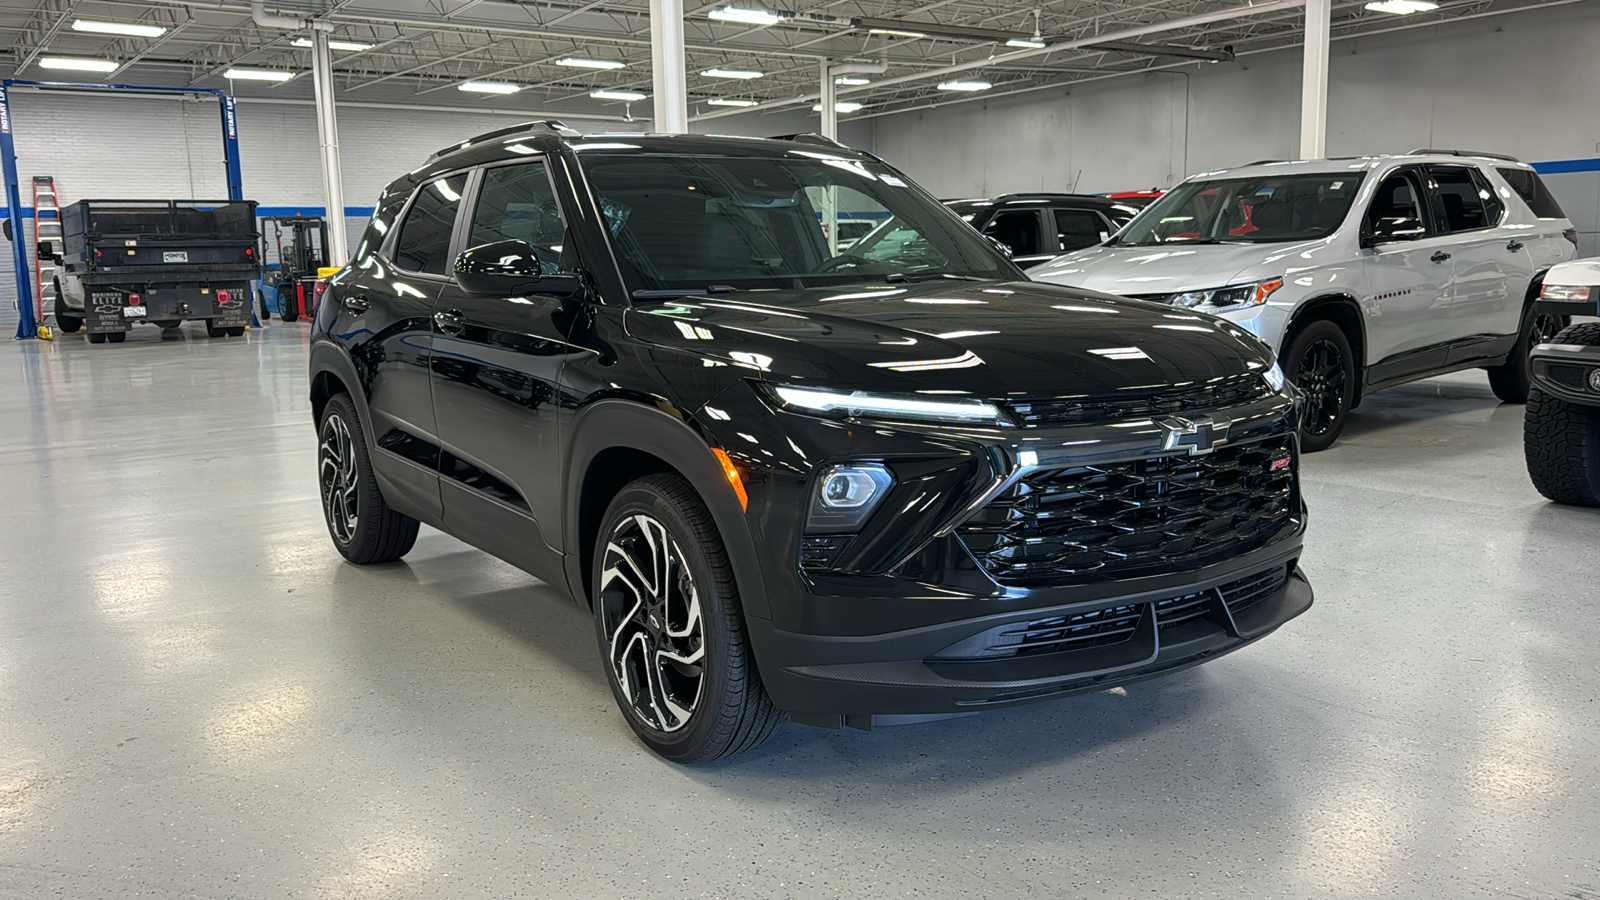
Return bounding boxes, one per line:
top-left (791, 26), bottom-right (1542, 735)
top-left (944, 194), bottom-right (1143, 265)
top-left (309, 122), bottom-right (1314, 762)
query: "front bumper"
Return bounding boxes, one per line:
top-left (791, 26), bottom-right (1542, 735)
top-left (1530, 341), bottom-right (1600, 407)
top-left (751, 533), bottom-right (1310, 723)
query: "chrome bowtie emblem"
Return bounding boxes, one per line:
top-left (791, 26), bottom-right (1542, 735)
top-left (1157, 414), bottom-right (1231, 456)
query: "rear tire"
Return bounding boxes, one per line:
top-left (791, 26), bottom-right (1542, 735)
top-left (206, 320), bottom-right (226, 338)
top-left (53, 292), bottom-right (81, 334)
top-left (226, 326), bottom-right (245, 337)
top-left (592, 473), bottom-right (784, 763)
top-left (1489, 305), bottom-right (1567, 404)
top-left (87, 331), bottom-right (106, 345)
top-left (279, 286), bottom-right (299, 323)
top-left (258, 289), bottom-right (271, 322)
top-left (1282, 318), bottom-right (1355, 453)
top-left (107, 331), bottom-right (125, 344)
top-left (317, 393), bottom-right (420, 563)
top-left (1524, 323), bottom-right (1600, 506)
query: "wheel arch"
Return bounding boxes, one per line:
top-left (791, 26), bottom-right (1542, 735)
top-left (308, 341), bottom-right (369, 434)
top-left (564, 399), bottom-right (773, 621)
top-left (1285, 294), bottom-right (1367, 404)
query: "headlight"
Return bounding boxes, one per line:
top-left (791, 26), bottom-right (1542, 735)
top-left (1542, 283), bottom-right (1592, 302)
top-left (761, 383), bottom-right (1007, 426)
top-left (1263, 361), bottom-right (1286, 392)
top-left (806, 463), bottom-right (894, 533)
top-left (1171, 278), bottom-right (1284, 314)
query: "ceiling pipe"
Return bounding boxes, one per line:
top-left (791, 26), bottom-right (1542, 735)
top-left (831, 59), bottom-right (888, 77)
top-left (250, 1), bottom-right (304, 30)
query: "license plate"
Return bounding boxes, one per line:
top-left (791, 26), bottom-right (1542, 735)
top-left (123, 306), bottom-right (147, 318)
top-left (163, 251), bottom-right (188, 263)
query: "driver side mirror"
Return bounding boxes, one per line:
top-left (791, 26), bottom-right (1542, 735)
top-left (36, 241), bottom-right (56, 262)
top-left (985, 236), bottom-right (1015, 259)
top-left (453, 240), bottom-right (580, 297)
top-left (1363, 216), bottom-right (1426, 247)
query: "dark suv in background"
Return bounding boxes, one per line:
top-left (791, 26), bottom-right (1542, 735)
top-left (309, 122), bottom-right (1313, 762)
top-left (944, 193), bottom-right (1143, 266)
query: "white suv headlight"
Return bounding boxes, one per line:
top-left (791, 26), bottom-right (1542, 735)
top-left (1171, 278), bottom-right (1284, 314)
top-left (1263, 361), bottom-right (1286, 392)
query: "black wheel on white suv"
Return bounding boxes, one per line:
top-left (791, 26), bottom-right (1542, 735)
top-left (1489, 304), bottom-right (1567, 404)
top-left (1284, 318), bottom-right (1355, 453)
top-left (1524, 323), bottom-right (1600, 506)
top-left (592, 473), bottom-right (784, 763)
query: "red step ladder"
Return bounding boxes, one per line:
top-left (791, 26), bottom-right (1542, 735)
top-left (32, 176), bottom-right (62, 324)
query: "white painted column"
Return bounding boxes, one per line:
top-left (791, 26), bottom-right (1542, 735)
top-left (819, 59), bottom-right (837, 140)
top-left (1298, 0), bottom-right (1330, 160)
top-left (649, 0), bottom-right (688, 133)
top-left (310, 26), bottom-right (349, 263)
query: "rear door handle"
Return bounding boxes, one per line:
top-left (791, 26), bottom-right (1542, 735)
top-left (434, 309), bottom-right (466, 336)
top-left (343, 294), bottom-right (370, 313)
top-left (1430, 251), bottom-right (1452, 263)
top-left (1506, 239), bottom-right (1524, 252)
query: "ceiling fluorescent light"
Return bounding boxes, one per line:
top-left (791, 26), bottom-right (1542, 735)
top-left (937, 80), bottom-right (991, 92)
top-left (1006, 38), bottom-right (1046, 49)
top-left (558, 57), bottom-right (626, 69)
top-left (1364, 0), bottom-right (1438, 12)
top-left (72, 19), bottom-right (166, 38)
top-left (591, 89), bottom-right (647, 101)
top-left (812, 101), bottom-right (864, 113)
top-left (708, 98), bottom-right (759, 107)
top-left (835, 75), bottom-right (871, 85)
top-left (222, 67), bottom-right (297, 81)
top-left (702, 68), bottom-right (763, 79)
top-left (40, 57), bottom-right (120, 73)
top-left (459, 81), bottom-right (522, 94)
top-left (291, 37), bottom-right (374, 51)
top-left (868, 27), bottom-right (928, 38)
top-left (709, 7), bottom-right (786, 25)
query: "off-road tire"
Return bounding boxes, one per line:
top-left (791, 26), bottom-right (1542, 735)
top-left (1524, 322), bottom-right (1600, 506)
top-left (592, 473), bottom-right (784, 763)
top-left (317, 393), bottom-right (420, 563)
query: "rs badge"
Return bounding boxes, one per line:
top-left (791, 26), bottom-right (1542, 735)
top-left (1156, 414), bottom-right (1232, 456)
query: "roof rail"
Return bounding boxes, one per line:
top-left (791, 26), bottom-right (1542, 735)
top-left (1409, 147), bottom-right (1521, 162)
top-left (768, 132), bottom-right (851, 150)
top-left (429, 120), bottom-right (580, 161)
top-left (1244, 158), bottom-right (1288, 166)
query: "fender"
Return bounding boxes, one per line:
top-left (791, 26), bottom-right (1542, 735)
top-left (562, 398), bottom-right (775, 621)
top-left (1285, 293), bottom-right (1369, 405)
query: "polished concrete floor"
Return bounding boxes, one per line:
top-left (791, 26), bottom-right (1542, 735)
top-left (2, 322), bottom-right (1597, 899)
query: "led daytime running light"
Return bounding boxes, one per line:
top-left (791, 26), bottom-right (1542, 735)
top-left (769, 384), bottom-right (1002, 424)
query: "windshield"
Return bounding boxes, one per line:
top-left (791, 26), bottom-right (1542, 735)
top-left (1113, 173), bottom-right (1365, 246)
top-left (580, 153), bottom-right (1016, 293)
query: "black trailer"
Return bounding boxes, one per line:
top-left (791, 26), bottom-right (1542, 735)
top-left (48, 199), bottom-right (260, 343)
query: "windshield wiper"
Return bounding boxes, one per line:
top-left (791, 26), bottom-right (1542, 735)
top-left (631, 284), bottom-right (741, 300)
top-left (884, 272), bottom-right (987, 284)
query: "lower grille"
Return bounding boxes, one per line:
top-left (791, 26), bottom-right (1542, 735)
top-left (957, 437), bottom-right (1296, 586)
top-left (931, 564), bottom-right (1290, 661)
top-left (1545, 362), bottom-right (1599, 394)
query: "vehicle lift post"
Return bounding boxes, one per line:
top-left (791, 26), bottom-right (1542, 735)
top-left (3, 81), bottom-right (245, 340)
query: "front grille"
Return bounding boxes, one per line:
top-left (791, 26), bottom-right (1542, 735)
top-left (1546, 362), bottom-right (1599, 394)
top-left (931, 564), bottom-right (1291, 661)
top-left (1004, 373), bottom-right (1273, 428)
top-left (957, 437), bottom-right (1296, 585)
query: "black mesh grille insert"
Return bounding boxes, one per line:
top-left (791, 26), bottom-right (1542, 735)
top-left (1545, 362), bottom-right (1599, 393)
top-left (1003, 373), bottom-right (1273, 427)
top-left (957, 438), bottom-right (1296, 585)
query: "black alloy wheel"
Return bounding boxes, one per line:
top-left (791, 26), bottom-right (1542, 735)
top-left (1490, 306), bottom-right (1569, 404)
top-left (1285, 319), bottom-right (1355, 452)
top-left (316, 393), bottom-right (419, 563)
top-left (592, 473), bottom-right (784, 763)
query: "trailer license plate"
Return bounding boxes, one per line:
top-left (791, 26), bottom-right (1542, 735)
top-left (163, 251), bottom-right (188, 263)
top-left (123, 306), bottom-right (146, 318)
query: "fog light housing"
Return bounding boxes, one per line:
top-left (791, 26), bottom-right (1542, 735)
top-left (805, 463), bottom-right (893, 534)
top-left (1589, 368), bottom-right (1600, 393)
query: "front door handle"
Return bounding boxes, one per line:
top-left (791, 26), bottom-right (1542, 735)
top-left (343, 294), bottom-right (370, 313)
top-left (1430, 251), bottom-right (1452, 263)
top-left (1507, 239), bottom-right (1525, 252)
top-left (434, 309), bottom-right (466, 336)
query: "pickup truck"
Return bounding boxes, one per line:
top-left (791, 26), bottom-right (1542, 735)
top-left (47, 199), bottom-right (259, 344)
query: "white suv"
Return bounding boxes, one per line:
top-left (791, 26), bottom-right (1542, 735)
top-left (1028, 151), bottom-right (1578, 450)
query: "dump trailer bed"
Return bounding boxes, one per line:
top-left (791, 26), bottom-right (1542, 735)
top-left (53, 199), bottom-right (260, 342)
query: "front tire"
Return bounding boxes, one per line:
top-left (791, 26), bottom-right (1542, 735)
top-left (1489, 305), bottom-right (1567, 404)
top-left (317, 393), bottom-right (420, 563)
top-left (592, 473), bottom-right (783, 763)
top-left (1283, 318), bottom-right (1355, 453)
top-left (1524, 323), bottom-right (1600, 505)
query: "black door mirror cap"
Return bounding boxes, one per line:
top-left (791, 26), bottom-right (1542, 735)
top-left (1367, 216), bottom-right (1427, 246)
top-left (453, 239), bottom-right (581, 297)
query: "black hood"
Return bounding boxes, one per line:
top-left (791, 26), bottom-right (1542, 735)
top-left (624, 279), bottom-right (1275, 398)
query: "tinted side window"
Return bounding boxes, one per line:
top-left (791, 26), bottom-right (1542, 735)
top-left (1429, 166), bottom-right (1491, 233)
top-left (982, 210), bottom-right (1042, 256)
top-left (1367, 171), bottom-right (1426, 232)
top-left (1497, 167), bottom-right (1567, 218)
top-left (1054, 208), bottom-right (1107, 252)
top-left (468, 163), bottom-right (571, 272)
top-left (394, 174), bottom-right (466, 275)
